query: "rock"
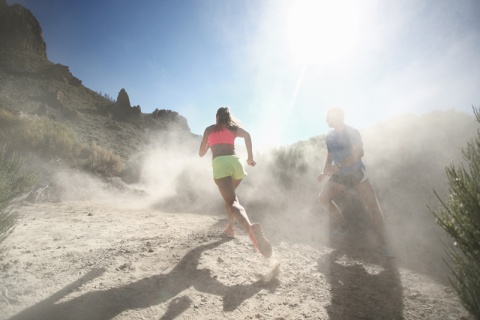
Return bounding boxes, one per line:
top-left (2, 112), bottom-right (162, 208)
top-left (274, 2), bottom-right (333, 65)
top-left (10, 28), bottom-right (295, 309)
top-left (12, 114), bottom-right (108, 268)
top-left (104, 88), bottom-right (142, 121)
top-left (151, 108), bottom-right (190, 131)
top-left (0, 0), bottom-right (51, 72)
top-left (41, 64), bottom-right (82, 86)
top-left (0, 0), bottom-right (47, 58)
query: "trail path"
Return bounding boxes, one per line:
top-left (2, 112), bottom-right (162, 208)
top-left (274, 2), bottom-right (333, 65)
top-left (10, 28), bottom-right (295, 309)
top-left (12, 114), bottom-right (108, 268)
top-left (0, 201), bottom-right (471, 320)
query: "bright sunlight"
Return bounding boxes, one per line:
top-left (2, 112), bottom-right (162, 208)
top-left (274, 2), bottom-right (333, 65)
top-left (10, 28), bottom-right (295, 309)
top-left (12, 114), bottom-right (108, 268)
top-left (286, 0), bottom-right (361, 65)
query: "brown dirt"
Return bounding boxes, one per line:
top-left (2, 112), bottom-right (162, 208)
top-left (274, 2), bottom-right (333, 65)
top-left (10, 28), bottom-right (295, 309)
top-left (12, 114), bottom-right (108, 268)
top-left (0, 200), bottom-right (473, 320)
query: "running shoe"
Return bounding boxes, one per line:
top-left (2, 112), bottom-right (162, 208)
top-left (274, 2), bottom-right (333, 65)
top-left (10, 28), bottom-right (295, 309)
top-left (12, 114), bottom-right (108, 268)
top-left (250, 223), bottom-right (273, 258)
top-left (223, 225), bottom-right (235, 238)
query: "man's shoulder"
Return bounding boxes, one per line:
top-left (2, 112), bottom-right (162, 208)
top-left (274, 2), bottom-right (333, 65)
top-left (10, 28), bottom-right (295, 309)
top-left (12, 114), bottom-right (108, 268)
top-left (326, 129), bottom-right (336, 141)
top-left (326, 126), bottom-right (357, 137)
top-left (344, 125), bottom-right (363, 144)
top-left (345, 125), bottom-right (361, 137)
top-left (344, 125), bottom-right (359, 132)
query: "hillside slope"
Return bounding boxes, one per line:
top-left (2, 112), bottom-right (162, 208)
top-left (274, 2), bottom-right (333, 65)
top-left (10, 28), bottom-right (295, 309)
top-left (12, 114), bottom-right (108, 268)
top-left (0, 0), bottom-right (194, 163)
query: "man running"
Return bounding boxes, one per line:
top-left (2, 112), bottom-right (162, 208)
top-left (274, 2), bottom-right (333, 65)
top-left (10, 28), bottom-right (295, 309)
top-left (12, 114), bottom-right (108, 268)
top-left (318, 107), bottom-right (393, 256)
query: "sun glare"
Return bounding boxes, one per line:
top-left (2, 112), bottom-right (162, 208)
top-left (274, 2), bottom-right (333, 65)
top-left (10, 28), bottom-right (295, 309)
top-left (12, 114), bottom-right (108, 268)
top-left (286, 0), bottom-right (361, 65)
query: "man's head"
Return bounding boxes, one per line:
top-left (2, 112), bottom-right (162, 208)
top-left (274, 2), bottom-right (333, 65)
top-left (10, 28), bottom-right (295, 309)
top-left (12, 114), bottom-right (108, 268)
top-left (326, 107), bottom-right (345, 128)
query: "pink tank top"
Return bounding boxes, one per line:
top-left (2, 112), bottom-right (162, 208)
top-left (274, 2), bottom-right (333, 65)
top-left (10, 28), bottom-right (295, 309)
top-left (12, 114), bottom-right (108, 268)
top-left (208, 127), bottom-right (236, 146)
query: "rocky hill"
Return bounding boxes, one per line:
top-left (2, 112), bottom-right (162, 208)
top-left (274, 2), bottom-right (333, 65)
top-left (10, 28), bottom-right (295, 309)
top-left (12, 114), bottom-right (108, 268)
top-left (0, 0), bottom-right (194, 164)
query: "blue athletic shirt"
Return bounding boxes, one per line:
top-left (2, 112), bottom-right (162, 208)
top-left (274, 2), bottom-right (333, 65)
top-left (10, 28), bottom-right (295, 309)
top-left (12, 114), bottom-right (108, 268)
top-left (326, 125), bottom-right (365, 174)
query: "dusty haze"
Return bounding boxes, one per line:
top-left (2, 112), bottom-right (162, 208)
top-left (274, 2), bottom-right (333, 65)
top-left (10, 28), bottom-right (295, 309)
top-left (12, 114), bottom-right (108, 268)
top-left (27, 109), bottom-right (477, 285)
top-left (92, 109), bottom-right (478, 283)
top-left (1, 109), bottom-right (477, 320)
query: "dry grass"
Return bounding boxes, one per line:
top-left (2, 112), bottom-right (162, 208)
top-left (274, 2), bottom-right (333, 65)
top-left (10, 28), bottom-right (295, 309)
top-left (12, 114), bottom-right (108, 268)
top-left (0, 109), bottom-right (124, 176)
top-left (0, 146), bottom-right (38, 252)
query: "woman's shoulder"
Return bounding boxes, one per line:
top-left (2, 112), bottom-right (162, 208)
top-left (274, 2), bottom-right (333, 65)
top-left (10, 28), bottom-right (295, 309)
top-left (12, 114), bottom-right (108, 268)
top-left (227, 124), bottom-right (240, 132)
top-left (204, 125), bottom-right (216, 133)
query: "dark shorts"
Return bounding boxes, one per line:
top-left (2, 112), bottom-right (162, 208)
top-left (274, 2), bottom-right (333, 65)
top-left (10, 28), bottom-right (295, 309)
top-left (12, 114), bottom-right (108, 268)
top-left (330, 169), bottom-right (368, 188)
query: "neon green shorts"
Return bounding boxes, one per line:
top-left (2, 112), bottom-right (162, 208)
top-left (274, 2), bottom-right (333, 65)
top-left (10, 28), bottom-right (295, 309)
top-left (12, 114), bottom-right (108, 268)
top-left (212, 155), bottom-right (247, 180)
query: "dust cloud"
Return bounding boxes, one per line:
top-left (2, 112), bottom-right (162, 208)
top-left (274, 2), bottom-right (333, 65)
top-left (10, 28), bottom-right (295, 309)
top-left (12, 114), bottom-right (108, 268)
top-left (128, 110), bottom-right (478, 282)
top-left (138, 128), bottom-right (220, 213)
top-left (37, 109), bottom-right (477, 283)
top-left (361, 110), bottom-right (477, 279)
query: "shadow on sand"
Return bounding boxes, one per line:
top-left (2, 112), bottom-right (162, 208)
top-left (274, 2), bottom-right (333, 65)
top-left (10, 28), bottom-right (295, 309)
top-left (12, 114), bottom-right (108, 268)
top-left (318, 249), bottom-right (403, 320)
top-left (8, 238), bottom-right (279, 320)
top-left (317, 191), bottom-right (404, 320)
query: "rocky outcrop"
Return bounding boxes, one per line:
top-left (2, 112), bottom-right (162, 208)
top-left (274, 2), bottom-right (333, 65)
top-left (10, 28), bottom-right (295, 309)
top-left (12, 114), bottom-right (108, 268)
top-left (0, 0), bottom-right (46, 57)
top-left (1, 0), bottom-right (193, 156)
top-left (0, 0), bottom-right (51, 72)
top-left (117, 88), bottom-right (131, 109)
top-left (151, 108), bottom-right (190, 131)
top-left (105, 88), bottom-right (142, 121)
top-left (41, 63), bottom-right (82, 86)
top-left (0, 1), bottom-right (81, 86)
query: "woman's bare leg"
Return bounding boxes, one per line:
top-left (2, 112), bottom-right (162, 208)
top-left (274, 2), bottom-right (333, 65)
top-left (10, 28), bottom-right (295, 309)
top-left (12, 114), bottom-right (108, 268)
top-left (215, 177), bottom-right (251, 233)
top-left (215, 177), bottom-right (272, 257)
top-left (223, 179), bottom-right (242, 230)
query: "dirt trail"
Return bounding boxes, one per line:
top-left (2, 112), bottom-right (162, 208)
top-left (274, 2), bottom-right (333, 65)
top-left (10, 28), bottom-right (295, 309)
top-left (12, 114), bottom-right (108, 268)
top-left (0, 201), bottom-right (472, 320)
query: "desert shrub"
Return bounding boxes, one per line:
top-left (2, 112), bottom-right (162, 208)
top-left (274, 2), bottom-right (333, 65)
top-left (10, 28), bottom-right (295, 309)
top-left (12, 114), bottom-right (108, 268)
top-left (0, 109), bottom-right (125, 176)
top-left (431, 107), bottom-right (480, 318)
top-left (269, 136), bottom-right (326, 190)
top-left (0, 109), bottom-right (77, 157)
top-left (246, 135), bottom-right (327, 215)
top-left (0, 147), bottom-right (37, 253)
top-left (271, 145), bottom-right (308, 188)
top-left (0, 108), bottom-right (22, 126)
top-left (96, 91), bottom-right (116, 103)
top-left (85, 141), bottom-right (125, 176)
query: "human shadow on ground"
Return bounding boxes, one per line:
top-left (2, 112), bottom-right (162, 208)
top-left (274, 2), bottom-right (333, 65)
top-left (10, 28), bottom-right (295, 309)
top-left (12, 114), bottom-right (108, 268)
top-left (318, 250), bottom-right (404, 320)
top-left (316, 191), bottom-right (404, 320)
top-left (327, 190), bottom-right (451, 285)
top-left (159, 295), bottom-right (192, 320)
top-left (8, 238), bottom-right (279, 320)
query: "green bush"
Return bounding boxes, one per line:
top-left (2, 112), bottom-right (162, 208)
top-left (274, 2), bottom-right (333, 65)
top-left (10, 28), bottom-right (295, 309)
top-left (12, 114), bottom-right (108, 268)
top-left (432, 107), bottom-right (480, 318)
top-left (0, 147), bottom-right (37, 252)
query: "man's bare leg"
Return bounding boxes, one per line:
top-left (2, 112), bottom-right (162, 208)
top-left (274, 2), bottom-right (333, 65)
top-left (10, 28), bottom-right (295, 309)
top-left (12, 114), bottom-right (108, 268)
top-left (319, 180), bottom-right (349, 228)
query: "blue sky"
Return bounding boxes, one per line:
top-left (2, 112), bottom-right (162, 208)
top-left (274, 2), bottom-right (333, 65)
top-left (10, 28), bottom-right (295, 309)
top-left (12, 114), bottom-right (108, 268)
top-left (9, 0), bottom-right (480, 146)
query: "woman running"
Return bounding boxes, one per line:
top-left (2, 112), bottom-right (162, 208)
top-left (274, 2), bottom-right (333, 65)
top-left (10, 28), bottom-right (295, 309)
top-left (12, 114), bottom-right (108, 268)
top-left (199, 107), bottom-right (272, 258)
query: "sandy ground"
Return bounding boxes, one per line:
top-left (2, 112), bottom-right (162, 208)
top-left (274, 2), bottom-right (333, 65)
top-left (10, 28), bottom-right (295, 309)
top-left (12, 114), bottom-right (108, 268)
top-left (0, 200), bottom-right (473, 320)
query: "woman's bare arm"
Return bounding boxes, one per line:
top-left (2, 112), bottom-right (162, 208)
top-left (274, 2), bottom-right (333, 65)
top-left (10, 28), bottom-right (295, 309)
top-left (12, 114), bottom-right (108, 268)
top-left (236, 127), bottom-right (256, 166)
top-left (198, 127), bottom-right (212, 157)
